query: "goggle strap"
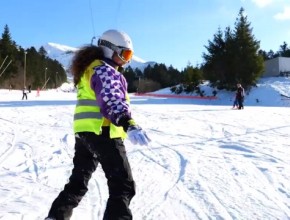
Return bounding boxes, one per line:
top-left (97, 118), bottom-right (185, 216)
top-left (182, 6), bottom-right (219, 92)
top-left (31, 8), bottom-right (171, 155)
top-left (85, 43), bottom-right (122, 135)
top-left (98, 39), bottom-right (117, 51)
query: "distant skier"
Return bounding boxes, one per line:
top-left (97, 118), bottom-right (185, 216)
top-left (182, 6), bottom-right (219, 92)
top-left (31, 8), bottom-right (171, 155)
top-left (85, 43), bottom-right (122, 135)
top-left (22, 86), bottom-right (28, 100)
top-left (45, 29), bottom-right (150, 220)
top-left (236, 83), bottom-right (245, 109)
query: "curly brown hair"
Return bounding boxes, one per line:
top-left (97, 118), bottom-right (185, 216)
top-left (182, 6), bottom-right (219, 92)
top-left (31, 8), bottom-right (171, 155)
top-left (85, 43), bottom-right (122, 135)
top-left (70, 45), bottom-right (104, 86)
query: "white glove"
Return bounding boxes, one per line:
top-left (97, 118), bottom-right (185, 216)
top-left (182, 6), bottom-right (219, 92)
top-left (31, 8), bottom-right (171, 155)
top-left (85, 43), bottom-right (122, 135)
top-left (127, 125), bottom-right (151, 146)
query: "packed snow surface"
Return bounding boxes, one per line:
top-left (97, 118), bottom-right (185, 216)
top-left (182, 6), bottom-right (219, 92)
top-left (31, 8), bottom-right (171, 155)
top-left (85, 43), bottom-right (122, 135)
top-left (0, 77), bottom-right (289, 220)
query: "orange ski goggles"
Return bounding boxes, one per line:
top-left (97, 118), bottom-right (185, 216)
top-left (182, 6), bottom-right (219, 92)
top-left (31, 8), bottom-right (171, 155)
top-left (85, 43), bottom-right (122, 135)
top-left (98, 39), bottom-right (133, 62)
top-left (116, 47), bottom-right (133, 62)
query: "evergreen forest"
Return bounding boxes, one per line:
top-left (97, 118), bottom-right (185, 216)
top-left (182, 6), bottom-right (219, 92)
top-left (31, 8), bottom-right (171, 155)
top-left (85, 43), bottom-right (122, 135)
top-left (124, 8), bottom-right (290, 94)
top-left (0, 25), bottom-right (67, 90)
top-left (1, 7), bottom-right (289, 94)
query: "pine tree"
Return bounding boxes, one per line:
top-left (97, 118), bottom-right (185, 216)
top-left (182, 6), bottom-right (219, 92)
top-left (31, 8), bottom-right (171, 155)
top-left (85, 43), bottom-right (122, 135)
top-left (202, 7), bottom-right (264, 90)
top-left (233, 7), bottom-right (264, 88)
top-left (202, 27), bottom-right (226, 87)
top-left (181, 64), bottom-right (203, 93)
top-left (278, 42), bottom-right (290, 57)
top-left (38, 46), bottom-right (48, 58)
top-left (0, 25), bottom-right (18, 82)
top-left (123, 66), bottom-right (137, 93)
top-left (0, 24), bottom-right (67, 89)
top-left (223, 26), bottom-right (237, 87)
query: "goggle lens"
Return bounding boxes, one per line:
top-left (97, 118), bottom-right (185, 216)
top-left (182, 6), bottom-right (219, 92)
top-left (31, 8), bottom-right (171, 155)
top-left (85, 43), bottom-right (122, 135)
top-left (119, 49), bottom-right (133, 62)
top-left (98, 39), bottom-right (133, 62)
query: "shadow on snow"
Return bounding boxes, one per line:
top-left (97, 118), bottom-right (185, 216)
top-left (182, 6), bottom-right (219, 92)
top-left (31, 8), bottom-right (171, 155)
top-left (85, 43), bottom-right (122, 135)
top-left (0, 100), bottom-right (76, 107)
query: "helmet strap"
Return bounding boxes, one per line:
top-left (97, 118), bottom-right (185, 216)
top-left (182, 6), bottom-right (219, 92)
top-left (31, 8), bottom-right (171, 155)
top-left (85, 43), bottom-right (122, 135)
top-left (98, 39), bottom-right (117, 51)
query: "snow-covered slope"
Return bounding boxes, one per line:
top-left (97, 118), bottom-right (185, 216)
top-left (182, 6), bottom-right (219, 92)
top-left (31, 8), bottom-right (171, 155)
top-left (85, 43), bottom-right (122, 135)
top-left (0, 77), bottom-right (289, 219)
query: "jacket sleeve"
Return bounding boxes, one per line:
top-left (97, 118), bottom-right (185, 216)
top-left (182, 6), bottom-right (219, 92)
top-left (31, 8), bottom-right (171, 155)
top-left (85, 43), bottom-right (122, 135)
top-left (91, 64), bottom-right (133, 129)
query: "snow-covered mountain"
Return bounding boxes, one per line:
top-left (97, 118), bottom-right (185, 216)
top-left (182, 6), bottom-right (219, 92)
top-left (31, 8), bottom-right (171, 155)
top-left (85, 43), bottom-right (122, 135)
top-left (43, 43), bottom-right (77, 72)
top-left (43, 42), bottom-right (155, 73)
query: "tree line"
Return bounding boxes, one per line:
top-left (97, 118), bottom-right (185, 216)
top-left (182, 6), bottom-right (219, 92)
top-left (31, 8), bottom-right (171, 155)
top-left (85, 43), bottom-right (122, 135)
top-left (1, 7), bottom-right (289, 93)
top-left (0, 25), bottom-right (67, 90)
top-left (124, 7), bottom-right (290, 94)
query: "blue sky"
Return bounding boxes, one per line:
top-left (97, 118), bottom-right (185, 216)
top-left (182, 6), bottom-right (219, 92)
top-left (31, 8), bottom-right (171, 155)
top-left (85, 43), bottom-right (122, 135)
top-left (1, 0), bottom-right (290, 70)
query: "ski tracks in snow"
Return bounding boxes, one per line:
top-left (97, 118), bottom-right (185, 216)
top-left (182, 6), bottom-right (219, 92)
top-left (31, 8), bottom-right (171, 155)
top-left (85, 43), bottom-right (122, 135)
top-left (0, 104), bottom-right (76, 219)
top-left (1, 95), bottom-right (290, 220)
top-left (0, 111), bottom-right (43, 218)
top-left (129, 105), bottom-right (290, 220)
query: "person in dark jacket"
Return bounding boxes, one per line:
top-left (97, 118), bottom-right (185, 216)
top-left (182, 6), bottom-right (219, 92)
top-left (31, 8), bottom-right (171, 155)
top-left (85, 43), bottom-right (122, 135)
top-left (45, 30), bottom-right (150, 220)
top-left (22, 86), bottom-right (28, 100)
top-left (236, 83), bottom-right (245, 109)
top-left (28, 84), bottom-right (32, 93)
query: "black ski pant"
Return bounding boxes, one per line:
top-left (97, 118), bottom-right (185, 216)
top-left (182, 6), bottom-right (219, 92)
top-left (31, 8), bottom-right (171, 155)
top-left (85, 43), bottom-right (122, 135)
top-left (237, 97), bottom-right (244, 109)
top-left (22, 93), bottom-right (27, 100)
top-left (47, 128), bottom-right (135, 220)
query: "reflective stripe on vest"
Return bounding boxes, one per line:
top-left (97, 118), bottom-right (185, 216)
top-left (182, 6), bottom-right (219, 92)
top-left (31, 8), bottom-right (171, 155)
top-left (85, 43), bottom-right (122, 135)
top-left (74, 100), bottom-right (103, 120)
top-left (76, 99), bottom-right (99, 107)
top-left (74, 112), bottom-right (103, 120)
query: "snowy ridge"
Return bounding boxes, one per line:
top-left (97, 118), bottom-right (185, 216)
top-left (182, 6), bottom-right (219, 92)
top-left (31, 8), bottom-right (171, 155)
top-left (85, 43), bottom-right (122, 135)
top-left (43, 42), bottom-right (155, 73)
top-left (46, 42), bottom-right (78, 53)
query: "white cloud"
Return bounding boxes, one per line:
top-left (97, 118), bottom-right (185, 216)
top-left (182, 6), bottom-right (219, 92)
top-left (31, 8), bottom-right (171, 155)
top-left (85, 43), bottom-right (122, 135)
top-left (251, 0), bottom-right (273, 8)
top-left (274, 6), bottom-right (290, 20)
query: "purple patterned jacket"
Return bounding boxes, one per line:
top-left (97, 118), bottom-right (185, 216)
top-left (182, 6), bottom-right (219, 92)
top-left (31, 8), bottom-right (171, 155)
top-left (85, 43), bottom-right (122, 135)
top-left (90, 62), bottom-right (132, 128)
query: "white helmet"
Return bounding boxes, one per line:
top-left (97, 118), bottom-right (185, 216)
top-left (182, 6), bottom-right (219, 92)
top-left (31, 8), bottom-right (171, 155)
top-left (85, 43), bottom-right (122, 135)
top-left (98, 29), bottom-right (134, 63)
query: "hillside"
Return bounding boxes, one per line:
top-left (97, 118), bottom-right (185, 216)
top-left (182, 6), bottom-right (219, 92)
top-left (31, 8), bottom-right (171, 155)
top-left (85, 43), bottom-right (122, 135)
top-left (43, 43), bottom-right (290, 108)
top-left (56, 76), bottom-right (290, 108)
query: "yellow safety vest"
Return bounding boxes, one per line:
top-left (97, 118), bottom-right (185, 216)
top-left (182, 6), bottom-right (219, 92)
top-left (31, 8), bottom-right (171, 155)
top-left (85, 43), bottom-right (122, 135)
top-left (73, 60), bottom-right (127, 139)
